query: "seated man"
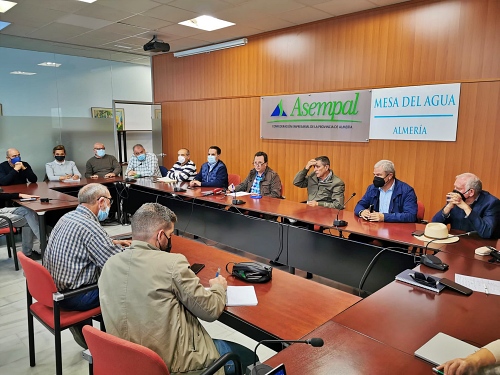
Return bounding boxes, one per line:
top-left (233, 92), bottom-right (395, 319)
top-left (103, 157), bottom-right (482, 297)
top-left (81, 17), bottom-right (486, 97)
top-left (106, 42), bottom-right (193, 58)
top-left (293, 156), bottom-right (345, 208)
top-left (125, 144), bottom-right (161, 178)
top-left (431, 173), bottom-right (500, 239)
top-left (45, 145), bottom-right (81, 181)
top-left (438, 339), bottom-right (500, 375)
top-left (0, 148), bottom-right (38, 185)
top-left (0, 192), bottom-right (41, 260)
top-left (229, 151), bottom-right (282, 198)
top-left (189, 146), bottom-right (228, 188)
top-left (85, 142), bottom-right (121, 178)
top-left (166, 148), bottom-right (197, 182)
top-left (354, 160), bottom-right (417, 223)
top-left (99, 203), bottom-right (255, 375)
top-left (44, 183), bottom-right (130, 347)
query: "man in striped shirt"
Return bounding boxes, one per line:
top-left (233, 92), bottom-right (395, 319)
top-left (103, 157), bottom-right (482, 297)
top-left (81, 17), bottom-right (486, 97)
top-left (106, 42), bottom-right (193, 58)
top-left (166, 148), bottom-right (197, 182)
top-left (44, 183), bottom-right (130, 348)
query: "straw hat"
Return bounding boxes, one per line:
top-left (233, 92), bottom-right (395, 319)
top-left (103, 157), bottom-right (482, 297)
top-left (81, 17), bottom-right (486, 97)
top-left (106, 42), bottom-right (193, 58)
top-left (413, 223), bottom-right (460, 244)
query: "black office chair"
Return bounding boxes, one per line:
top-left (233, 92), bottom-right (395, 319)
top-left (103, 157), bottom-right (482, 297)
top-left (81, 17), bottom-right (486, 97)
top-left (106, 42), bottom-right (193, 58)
top-left (159, 166), bottom-right (168, 177)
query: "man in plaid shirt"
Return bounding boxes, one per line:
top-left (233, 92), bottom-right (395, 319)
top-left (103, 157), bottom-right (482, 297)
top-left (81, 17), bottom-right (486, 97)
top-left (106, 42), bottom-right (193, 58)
top-left (125, 144), bottom-right (161, 177)
top-left (44, 183), bottom-right (130, 348)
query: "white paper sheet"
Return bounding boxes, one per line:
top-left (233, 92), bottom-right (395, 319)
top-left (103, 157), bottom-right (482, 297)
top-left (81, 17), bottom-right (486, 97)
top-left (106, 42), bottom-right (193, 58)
top-left (455, 274), bottom-right (500, 296)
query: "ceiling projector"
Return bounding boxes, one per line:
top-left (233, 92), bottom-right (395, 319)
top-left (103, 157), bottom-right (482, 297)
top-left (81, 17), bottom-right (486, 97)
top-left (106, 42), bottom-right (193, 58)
top-left (143, 37), bottom-right (170, 53)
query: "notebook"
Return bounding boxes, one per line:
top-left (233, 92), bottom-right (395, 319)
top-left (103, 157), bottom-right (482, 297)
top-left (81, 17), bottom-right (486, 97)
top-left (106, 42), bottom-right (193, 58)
top-left (226, 286), bottom-right (258, 306)
top-left (395, 269), bottom-right (446, 293)
top-left (414, 332), bottom-right (479, 365)
top-left (264, 363), bottom-right (286, 375)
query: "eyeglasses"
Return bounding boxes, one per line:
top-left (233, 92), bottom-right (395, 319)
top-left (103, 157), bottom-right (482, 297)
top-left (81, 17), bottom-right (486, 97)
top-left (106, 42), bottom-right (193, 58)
top-left (410, 272), bottom-right (437, 287)
top-left (253, 162), bottom-right (266, 166)
top-left (94, 148), bottom-right (105, 150)
top-left (100, 196), bottom-right (113, 206)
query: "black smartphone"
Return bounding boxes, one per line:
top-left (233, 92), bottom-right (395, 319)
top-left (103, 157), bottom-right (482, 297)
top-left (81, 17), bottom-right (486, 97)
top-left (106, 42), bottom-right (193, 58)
top-left (412, 230), bottom-right (425, 236)
top-left (438, 278), bottom-right (473, 296)
top-left (190, 263), bottom-right (205, 274)
top-left (368, 204), bottom-right (374, 213)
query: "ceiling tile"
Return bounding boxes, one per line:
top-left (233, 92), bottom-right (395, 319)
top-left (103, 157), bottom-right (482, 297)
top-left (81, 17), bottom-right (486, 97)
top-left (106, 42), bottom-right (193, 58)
top-left (0, 3), bottom-right (67, 28)
top-left (313, 0), bottom-right (378, 16)
top-left (221, 0), bottom-right (253, 4)
top-left (20, 0), bottom-right (88, 13)
top-left (27, 23), bottom-right (92, 43)
top-left (277, 6), bottom-right (333, 24)
top-left (119, 15), bottom-right (173, 30)
top-left (156, 23), bottom-right (205, 38)
top-left (66, 30), bottom-right (127, 47)
top-left (115, 35), bottom-right (153, 47)
top-left (237, 0), bottom-right (305, 15)
top-left (369, 0), bottom-right (409, 6)
top-left (97, 0), bottom-right (161, 14)
top-left (238, 16), bottom-right (296, 31)
top-left (0, 23), bottom-right (38, 37)
top-left (75, 4), bottom-right (134, 23)
top-left (168, 0), bottom-right (235, 14)
top-left (57, 14), bottom-right (114, 30)
top-left (143, 5), bottom-right (199, 23)
top-left (294, 0), bottom-right (333, 5)
top-left (98, 23), bottom-right (150, 37)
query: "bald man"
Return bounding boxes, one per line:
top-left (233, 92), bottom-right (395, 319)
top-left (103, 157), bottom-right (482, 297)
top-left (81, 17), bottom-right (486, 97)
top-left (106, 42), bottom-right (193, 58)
top-left (0, 148), bottom-right (38, 185)
top-left (85, 142), bottom-right (121, 179)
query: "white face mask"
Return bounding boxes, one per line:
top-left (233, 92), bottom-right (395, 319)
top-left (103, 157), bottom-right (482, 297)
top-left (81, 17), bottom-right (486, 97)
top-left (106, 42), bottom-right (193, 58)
top-left (178, 156), bottom-right (186, 164)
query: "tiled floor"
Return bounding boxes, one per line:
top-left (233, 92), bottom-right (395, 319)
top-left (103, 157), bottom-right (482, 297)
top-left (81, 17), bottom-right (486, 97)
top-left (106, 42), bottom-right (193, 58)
top-left (0, 223), bottom-right (276, 375)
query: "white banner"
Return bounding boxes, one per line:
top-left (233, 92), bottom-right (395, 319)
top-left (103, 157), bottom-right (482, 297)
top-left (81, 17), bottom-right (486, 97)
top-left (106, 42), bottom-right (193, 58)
top-left (260, 90), bottom-right (371, 142)
top-left (369, 83), bottom-right (461, 141)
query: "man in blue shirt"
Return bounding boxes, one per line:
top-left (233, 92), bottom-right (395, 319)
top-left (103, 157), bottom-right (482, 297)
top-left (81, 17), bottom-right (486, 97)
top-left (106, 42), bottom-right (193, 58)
top-left (431, 173), bottom-right (500, 239)
top-left (354, 160), bottom-right (417, 223)
top-left (189, 146), bottom-right (228, 188)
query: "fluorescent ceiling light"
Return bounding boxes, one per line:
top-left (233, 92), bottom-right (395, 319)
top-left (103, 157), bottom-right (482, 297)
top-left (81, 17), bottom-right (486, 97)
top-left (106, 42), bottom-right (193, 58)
top-left (179, 15), bottom-right (234, 31)
top-left (77, 0), bottom-right (97, 3)
top-left (10, 71), bottom-right (36, 75)
top-left (0, 21), bottom-right (11, 30)
top-left (174, 38), bottom-right (247, 58)
top-left (0, 1), bottom-right (16, 13)
top-left (38, 62), bottom-right (62, 67)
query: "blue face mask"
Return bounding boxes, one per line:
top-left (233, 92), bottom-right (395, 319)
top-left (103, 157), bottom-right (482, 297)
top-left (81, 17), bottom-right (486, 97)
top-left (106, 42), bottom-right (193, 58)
top-left (97, 205), bottom-right (110, 221)
top-left (137, 154), bottom-right (146, 162)
top-left (207, 155), bottom-right (216, 164)
top-left (10, 156), bottom-right (21, 164)
top-left (96, 149), bottom-right (106, 158)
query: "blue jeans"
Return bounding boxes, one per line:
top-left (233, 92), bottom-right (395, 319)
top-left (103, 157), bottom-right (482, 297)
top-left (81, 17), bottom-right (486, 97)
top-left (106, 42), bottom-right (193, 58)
top-left (59, 288), bottom-right (99, 311)
top-left (213, 339), bottom-right (257, 375)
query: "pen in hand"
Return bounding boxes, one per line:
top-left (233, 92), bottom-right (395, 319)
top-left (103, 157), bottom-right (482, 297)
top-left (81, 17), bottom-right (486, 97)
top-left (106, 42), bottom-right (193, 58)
top-left (432, 368), bottom-right (444, 375)
top-left (216, 267), bottom-right (221, 277)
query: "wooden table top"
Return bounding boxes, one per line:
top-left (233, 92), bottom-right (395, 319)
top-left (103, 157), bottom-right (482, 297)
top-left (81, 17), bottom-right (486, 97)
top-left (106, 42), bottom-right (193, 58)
top-left (264, 321), bottom-right (433, 375)
top-left (332, 252), bottom-right (500, 354)
top-left (171, 235), bottom-right (361, 340)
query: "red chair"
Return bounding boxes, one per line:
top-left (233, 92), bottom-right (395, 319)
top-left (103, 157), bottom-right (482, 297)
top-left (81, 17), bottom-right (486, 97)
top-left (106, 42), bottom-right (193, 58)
top-left (417, 200), bottom-right (426, 223)
top-left (17, 253), bottom-right (103, 375)
top-left (228, 174), bottom-right (241, 187)
top-left (0, 214), bottom-right (19, 270)
top-left (82, 325), bottom-right (243, 375)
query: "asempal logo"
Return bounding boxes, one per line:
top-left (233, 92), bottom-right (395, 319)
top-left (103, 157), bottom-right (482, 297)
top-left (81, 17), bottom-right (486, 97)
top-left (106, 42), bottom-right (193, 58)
top-left (270, 100), bottom-right (287, 117)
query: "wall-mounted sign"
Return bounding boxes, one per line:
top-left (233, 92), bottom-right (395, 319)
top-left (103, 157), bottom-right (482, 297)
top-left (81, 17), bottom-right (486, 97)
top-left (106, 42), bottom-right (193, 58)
top-left (260, 90), bottom-right (371, 142)
top-left (369, 83), bottom-right (461, 141)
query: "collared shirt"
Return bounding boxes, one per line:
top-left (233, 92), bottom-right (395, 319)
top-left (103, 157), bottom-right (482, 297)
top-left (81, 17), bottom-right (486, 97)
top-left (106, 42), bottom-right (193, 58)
top-left (166, 160), bottom-right (197, 182)
top-left (44, 204), bottom-right (123, 291)
top-left (319, 170), bottom-right (333, 183)
top-left (125, 153), bottom-right (161, 177)
top-left (250, 173), bottom-right (264, 194)
top-left (379, 182), bottom-right (395, 213)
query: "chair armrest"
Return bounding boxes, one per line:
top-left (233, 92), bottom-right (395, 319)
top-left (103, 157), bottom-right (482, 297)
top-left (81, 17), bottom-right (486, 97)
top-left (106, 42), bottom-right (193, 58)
top-left (0, 214), bottom-right (15, 231)
top-left (201, 353), bottom-right (243, 375)
top-left (53, 284), bottom-right (99, 301)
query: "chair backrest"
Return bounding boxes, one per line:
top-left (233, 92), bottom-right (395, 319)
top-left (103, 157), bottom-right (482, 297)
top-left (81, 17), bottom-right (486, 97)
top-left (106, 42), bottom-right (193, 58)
top-left (159, 166), bottom-right (168, 177)
top-left (83, 325), bottom-right (170, 375)
top-left (228, 174), bottom-right (241, 186)
top-left (17, 253), bottom-right (58, 307)
top-left (417, 201), bottom-right (425, 222)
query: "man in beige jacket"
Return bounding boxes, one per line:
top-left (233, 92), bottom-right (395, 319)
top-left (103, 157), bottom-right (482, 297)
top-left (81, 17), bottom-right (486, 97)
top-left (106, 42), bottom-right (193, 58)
top-left (98, 203), bottom-right (253, 375)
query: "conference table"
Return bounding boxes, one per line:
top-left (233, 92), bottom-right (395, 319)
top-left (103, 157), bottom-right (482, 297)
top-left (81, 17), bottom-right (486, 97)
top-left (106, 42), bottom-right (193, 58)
top-left (3, 177), bottom-right (499, 373)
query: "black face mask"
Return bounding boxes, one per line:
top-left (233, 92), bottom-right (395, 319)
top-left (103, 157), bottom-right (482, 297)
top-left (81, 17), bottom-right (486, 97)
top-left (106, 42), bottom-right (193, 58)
top-left (54, 155), bottom-right (65, 162)
top-left (157, 232), bottom-right (172, 253)
top-left (453, 189), bottom-right (469, 201)
top-left (373, 176), bottom-right (386, 188)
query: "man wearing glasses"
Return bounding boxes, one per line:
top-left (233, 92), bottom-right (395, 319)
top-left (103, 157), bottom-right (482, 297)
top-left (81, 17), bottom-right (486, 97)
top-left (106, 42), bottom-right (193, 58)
top-left (85, 142), bottom-right (121, 179)
top-left (125, 144), bottom-right (161, 178)
top-left (293, 156), bottom-right (345, 209)
top-left (229, 151), bottom-right (282, 198)
top-left (0, 148), bottom-right (38, 185)
top-left (44, 183), bottom-right (130, 348)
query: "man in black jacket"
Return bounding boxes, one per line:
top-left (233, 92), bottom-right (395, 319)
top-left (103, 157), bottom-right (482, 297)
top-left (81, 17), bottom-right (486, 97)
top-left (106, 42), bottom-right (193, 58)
top-left (0, 192), bottom-right (41, 260)
top-left (0, 148), bottom-right (38, 186)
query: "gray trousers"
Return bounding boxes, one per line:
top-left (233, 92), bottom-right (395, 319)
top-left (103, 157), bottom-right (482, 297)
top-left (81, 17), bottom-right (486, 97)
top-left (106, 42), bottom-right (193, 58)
top-left (0, 207), bottom-right (40, 255)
